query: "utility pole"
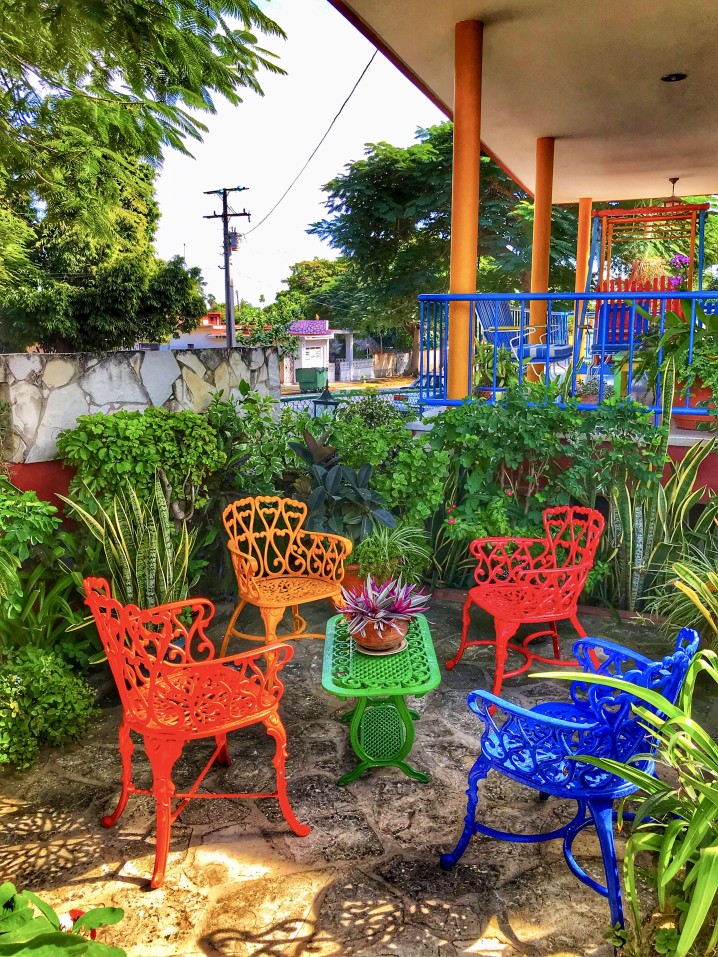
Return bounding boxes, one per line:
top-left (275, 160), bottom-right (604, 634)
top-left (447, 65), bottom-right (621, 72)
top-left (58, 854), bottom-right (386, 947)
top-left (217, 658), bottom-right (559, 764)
top-left (203, 186), bottom-right (250, 348)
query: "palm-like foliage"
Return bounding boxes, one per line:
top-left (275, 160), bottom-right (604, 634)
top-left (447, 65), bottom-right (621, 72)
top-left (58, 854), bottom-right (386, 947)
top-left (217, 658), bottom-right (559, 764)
top-left (61, 477), bottom-right (196, 607)
top-left (551, 654), bottom-right (718, 957)
top-left (0, 543), bottom-right (20, 603)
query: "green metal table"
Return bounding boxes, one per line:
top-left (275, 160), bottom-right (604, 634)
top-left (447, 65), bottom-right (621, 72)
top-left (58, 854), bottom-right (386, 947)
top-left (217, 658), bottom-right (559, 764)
top-left (322, 613), bottom-right (441, 785)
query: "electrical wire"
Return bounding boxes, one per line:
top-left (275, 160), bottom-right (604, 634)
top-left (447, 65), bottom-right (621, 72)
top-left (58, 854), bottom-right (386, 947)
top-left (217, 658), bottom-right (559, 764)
top-left (243, 50), bottom-right (377, 237)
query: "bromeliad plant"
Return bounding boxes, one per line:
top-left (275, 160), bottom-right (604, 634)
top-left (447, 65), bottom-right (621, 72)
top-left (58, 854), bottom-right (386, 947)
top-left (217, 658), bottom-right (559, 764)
top-left (341, 576), bottom-right (430, 641)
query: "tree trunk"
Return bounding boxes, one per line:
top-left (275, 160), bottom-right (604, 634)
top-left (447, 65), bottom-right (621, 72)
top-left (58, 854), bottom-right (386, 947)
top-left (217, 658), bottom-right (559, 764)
top-left (408, 322), bottom-right (420, 375)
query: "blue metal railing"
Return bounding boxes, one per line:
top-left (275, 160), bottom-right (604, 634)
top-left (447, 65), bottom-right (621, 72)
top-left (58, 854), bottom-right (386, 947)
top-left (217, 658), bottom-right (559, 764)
top-left (418, 290), bottom-right (717, 425)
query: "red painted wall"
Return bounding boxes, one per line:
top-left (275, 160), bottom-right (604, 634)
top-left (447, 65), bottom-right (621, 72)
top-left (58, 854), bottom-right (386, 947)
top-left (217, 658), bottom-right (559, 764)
top-left (9, 461), bottom-right (75, 512)
top-left (667, 444), bottom-right (718, 498)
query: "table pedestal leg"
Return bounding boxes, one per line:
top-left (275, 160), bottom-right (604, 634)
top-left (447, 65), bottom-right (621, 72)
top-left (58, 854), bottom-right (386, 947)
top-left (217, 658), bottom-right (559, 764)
top-left (338, 695), bottom-right (429, 785)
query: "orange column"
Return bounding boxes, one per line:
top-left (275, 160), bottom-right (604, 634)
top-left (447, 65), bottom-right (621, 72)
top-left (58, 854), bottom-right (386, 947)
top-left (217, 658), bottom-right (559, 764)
top-left (572, 197), bottom-right (592, 354)
top-left (447, 20), bottom-right (483, 400)
top-left (575, 198), bottom-right (593, 295)
top-left (528, 137), bottom-right (555, 380)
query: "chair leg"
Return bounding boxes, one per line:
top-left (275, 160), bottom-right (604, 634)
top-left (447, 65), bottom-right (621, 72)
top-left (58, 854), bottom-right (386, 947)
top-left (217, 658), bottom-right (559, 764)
top-left (215, 734), bottom-right (231, 767)
top-left (263, 712), bottom-right (310, 837)
top-left (260, 605), bottom-right (286, 644)
top-left (569, 614), bottom-right (587, 639)
top-left (221, 599), bottom-right (247, 656)
top-left (492, 619), bottom-right (519, 699)
top-left (550, 620), bottom-right (561, 659)
top-left (440, 756), bottom-right (490, 869)
top-left (588, 798), bottom-right (624, 930)
top-left (145, 735), bottom-right (184, 890)
top-left (102, 719), bottom-right (134, 828)
top-left (446, 596), bottom-right (474, 670)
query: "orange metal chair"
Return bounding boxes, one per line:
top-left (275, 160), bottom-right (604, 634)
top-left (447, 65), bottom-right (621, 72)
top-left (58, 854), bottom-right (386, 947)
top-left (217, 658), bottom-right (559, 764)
top-left (446, 506), bottom-right (605, 699)
top-left (222, 496), bottom-right (352, 652)
top-left (84, 577), bottom-right (310, 889)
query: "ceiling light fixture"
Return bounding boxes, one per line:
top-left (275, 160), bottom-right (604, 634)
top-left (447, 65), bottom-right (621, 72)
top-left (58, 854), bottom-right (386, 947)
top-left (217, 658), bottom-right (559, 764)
top-left (661, 72), bottom-right (687, 82)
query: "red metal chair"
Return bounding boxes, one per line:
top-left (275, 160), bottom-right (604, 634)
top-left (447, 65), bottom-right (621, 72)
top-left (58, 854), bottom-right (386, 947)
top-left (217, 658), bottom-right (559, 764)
top-left (83, 577), bottom-right (310, 889)
top-left (445, 506), bottom-right (605, 699)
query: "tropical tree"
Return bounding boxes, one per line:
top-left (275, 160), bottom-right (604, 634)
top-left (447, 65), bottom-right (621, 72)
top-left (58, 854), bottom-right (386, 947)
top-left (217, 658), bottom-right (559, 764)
top-left (0, 0), bottom-right (285, 285)
top-left (308, 123), bottom-right (580, 365)
top-left (0, 163), bottom-right (207, 351)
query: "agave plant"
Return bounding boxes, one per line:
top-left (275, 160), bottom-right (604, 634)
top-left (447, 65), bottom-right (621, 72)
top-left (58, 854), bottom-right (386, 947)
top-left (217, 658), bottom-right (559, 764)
top-left (61, 476), bottom-right (197, 608)
top-left (340, 576), bottom-right (430, 637)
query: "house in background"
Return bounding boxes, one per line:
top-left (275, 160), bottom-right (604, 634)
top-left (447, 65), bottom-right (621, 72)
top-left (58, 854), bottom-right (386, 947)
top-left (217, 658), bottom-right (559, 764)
top-left (282, 319), bottom-right (365, 386)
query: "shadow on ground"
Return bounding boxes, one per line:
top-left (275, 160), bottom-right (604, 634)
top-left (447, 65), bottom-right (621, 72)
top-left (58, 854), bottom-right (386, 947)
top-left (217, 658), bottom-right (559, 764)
top-left (2, 598), bottom-right (709, 956)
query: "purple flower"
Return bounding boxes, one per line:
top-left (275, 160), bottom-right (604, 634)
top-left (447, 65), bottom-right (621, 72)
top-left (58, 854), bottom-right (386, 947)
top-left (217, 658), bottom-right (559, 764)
top-left (670, 253), bottom-right (690, 269)
top-left (667, 276), bottom-right (682, 290)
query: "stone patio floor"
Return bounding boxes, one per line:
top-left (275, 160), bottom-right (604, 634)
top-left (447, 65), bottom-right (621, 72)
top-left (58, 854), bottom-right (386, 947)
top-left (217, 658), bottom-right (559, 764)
top-left (2, 598), bottom-right (714, 957)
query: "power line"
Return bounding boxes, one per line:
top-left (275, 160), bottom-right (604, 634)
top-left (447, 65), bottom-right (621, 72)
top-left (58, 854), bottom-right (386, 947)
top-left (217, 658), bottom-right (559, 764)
top-left (243, 51), bottom-right (377, 238)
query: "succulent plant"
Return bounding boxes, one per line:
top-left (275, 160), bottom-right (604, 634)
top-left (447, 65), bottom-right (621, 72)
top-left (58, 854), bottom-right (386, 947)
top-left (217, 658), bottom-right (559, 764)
top-left (340, 576), bottom-right (430, 637)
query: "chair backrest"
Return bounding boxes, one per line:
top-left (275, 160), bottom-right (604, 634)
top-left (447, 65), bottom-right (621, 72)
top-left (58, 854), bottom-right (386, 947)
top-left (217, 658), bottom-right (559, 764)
top-left (83, 577), bottom-right (216, 724)
top-left (222, 496), bottom-right (308, 580)
top-left (572, 628), bottom-right (700, 756)
top-left (542, 506), bottom-right (605, 569)
top-left (475, 301), bottom-right (518, 348)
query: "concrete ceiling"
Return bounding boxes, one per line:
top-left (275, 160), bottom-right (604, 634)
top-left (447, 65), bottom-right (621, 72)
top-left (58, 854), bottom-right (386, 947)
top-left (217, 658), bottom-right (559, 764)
top-left (329, 0), bottom-right (718, 203)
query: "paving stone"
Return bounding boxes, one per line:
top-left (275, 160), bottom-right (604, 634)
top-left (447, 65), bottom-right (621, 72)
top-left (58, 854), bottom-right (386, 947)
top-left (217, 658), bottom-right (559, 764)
top-left (12, 597), bottom-right (692, 956)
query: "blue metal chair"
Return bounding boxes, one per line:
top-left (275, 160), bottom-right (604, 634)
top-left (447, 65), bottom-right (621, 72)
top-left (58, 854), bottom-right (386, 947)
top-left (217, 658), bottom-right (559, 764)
top-left (474, 301), bottom-right (573, 372)
top-left (440, 629), bottom-right (700, 929)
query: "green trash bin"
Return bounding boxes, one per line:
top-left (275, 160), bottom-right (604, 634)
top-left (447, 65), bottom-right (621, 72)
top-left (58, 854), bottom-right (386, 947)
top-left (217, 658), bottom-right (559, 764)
top-left (296, 367), bottom-right (328, 393)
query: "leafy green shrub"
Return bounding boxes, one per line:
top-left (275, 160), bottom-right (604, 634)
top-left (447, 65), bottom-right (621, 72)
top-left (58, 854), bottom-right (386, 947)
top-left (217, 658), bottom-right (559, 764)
top-left (561, 650), bottom-right (718, 957)
top-left (0, 479), bottom-right (93, 664)
top-left (0, 477), bottom-right (60, 565)
top-left (0, 881), bottom-right (125, 955)
top-left (335, 390), bottom-right (407, 428)
top-left (0, 649), bottom-right (98, 769)
top-left (329, 416), bottom-right (449, 525)
top-left (57, 407), bottom-right (226, 508)
top-left (204, 385), bottom-right (295, 496)
top-left (354, 524), bottom-right (431, 584)
top-left (426, 383), bottom-right (671, 601)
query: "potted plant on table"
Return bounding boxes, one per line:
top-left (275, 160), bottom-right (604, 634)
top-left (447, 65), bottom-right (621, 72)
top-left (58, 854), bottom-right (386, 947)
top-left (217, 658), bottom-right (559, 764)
top-left (341, 576), bottom-right (430, 653)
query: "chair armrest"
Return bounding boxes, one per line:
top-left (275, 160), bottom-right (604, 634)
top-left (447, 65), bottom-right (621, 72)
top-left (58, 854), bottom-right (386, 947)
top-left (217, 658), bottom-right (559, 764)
top-left (170, 642), bottom-right (294, 705)
top-left (572, 636), bottom-right (652, 674)
top-left (294, 530), bottom-right (353, 581)
top-left (226, 541), bottom-right (261, 597)
top-left (468, 689), bottom-right (596, 732)
top-left (179, 640), bottom-right (294, 678)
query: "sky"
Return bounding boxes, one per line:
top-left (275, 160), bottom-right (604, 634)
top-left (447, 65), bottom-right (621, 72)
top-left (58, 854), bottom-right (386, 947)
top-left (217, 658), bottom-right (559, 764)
top-left (153, 0), bottom-right (444, 307)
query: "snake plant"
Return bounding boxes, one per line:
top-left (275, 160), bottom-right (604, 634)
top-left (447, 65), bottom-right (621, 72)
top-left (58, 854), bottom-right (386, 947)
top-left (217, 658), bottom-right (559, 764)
top-left (61, 476), bottom-right (197, 608)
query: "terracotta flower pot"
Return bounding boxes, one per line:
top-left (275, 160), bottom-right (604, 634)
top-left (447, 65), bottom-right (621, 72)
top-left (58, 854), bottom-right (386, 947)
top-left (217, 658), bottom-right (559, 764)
top-left (341, 564), bottom-right (363, 596)
top-left (673, 378), bottom-right (717, 431)
top-left (354, 618), bottom-right (409, 652)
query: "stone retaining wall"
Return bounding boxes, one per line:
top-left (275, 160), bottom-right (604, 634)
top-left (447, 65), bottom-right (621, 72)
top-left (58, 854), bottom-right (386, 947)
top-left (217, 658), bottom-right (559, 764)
top-left (0, 346), bottom-right (279, 464)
